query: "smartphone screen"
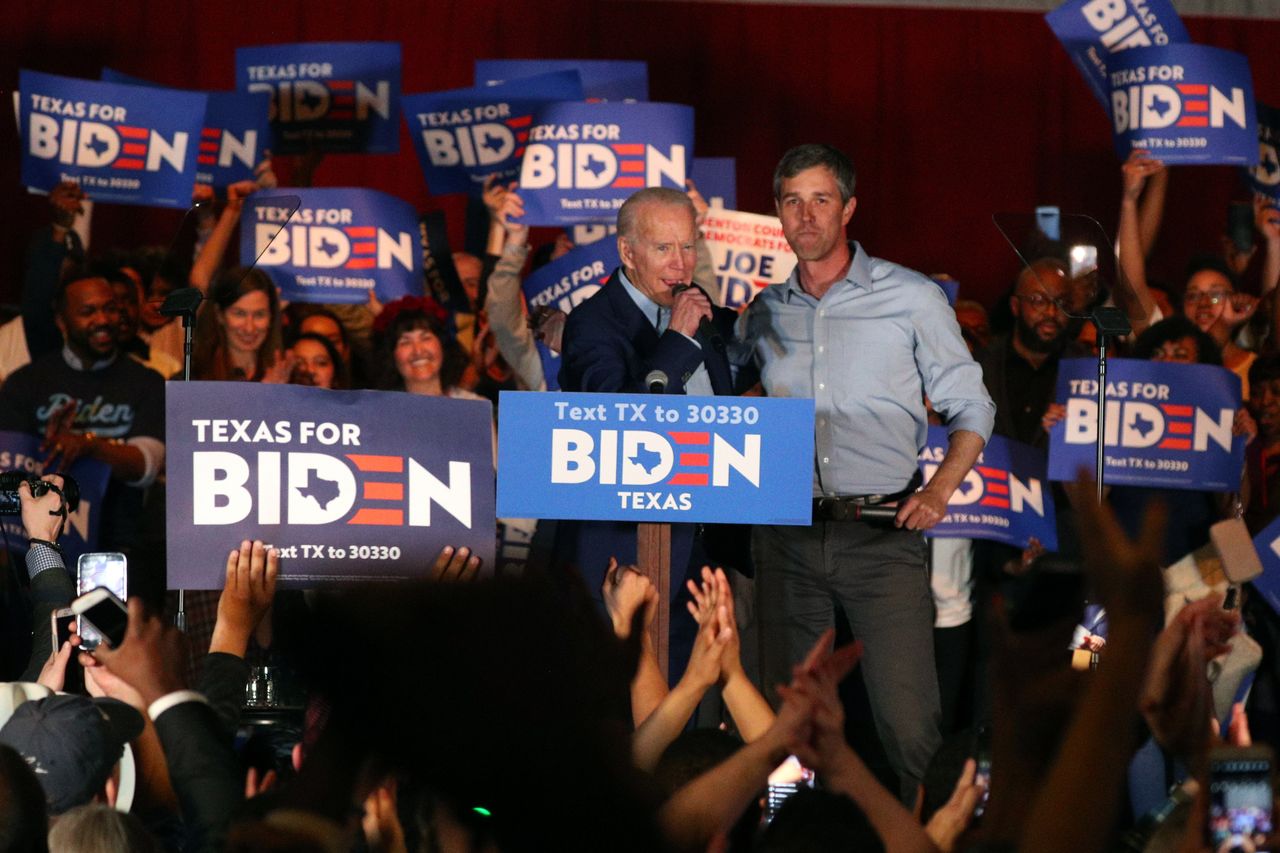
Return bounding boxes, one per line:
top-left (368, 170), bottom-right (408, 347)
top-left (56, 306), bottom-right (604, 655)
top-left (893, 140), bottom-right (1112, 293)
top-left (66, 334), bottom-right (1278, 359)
top-left (763, 755), bottom-right (815, 824)
top-left (1208, 750), bottom-right (1274, 848)
top-left (77, 553), bottom-right (126, 649)
top-left (78, 594), bottom-right (129, 649)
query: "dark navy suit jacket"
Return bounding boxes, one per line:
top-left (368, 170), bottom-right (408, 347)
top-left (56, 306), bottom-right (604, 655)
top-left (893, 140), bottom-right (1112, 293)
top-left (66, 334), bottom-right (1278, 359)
top-left (555, 271), bottom-right (746, 679)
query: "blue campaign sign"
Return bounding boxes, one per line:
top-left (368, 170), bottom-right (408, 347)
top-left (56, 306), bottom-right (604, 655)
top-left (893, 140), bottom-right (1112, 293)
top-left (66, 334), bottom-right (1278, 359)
top-left (403, 71), bottom-right (584, 196)
top-left (520, 241), bottom-right (618, 392)
top-left (496, 392), bottom-right (814, 524)
top-left (475, 59), bottom-right (647, 102)
top-left (691, 157), bottom-right (736, 211)
top-left (1107, 45), bottom-right (1258, 165)
top-left (1045, 0), bottom-right (1188, 108)
top-left (165, 382), bottom-right (495, 589)
top-left (236, 42), bottom-right (401, 154)
top-left (517, 101), bottom-right (694, 226)
top-left (1252, 515), bottom-right (1280, 615)
top-left (918, 427), bottom-right (1057, 550)
top-left (20, 70), bottom-right (206, 208)
top-left (1048, 358), bottom-right (1246, 490)
top-left (242, 188), bottom-right (423, 305)
top-left (101, 69), bottom-right (272, 189)
top-left (1247, 103), bottom-right (1280, 202)
top-left (0, 431), bottom-right (111, 566)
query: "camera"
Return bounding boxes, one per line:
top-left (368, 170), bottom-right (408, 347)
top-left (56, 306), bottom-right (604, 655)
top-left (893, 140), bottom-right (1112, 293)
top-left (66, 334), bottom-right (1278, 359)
top-left (0, 471), bottom-right (80, 515)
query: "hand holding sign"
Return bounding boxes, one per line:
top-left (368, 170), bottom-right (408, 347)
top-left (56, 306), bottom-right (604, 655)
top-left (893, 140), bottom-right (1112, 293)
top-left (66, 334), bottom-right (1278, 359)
top-left (1121, 149), bottom-right (1165, 202)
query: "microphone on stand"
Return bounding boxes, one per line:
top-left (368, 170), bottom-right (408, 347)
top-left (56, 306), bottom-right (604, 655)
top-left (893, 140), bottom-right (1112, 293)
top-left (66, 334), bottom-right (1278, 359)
top-left (646, 370), bottom-right (669, 394)
top-left (671, 283), bottom-right (725, 354)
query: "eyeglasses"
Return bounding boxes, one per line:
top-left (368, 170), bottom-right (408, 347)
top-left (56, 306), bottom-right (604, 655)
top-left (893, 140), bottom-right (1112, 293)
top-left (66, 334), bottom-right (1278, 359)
top-left (1016, 292), bottom-right (1069, 312)
top-left (1183, 290), bottom-right (1229, 305)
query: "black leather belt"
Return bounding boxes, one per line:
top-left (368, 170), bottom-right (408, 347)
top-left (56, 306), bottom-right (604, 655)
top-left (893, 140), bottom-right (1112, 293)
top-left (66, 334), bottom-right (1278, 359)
top-left (812, 471), bottom-right (923, 522)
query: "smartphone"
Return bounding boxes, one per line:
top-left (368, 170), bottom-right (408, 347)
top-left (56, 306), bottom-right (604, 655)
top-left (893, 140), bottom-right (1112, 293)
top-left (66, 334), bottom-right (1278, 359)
top-left (71, 587), bottom-right (129, 650)
top-left (1035, 205), bottom-right (1061, 241)
top-left (51, 607), bottom-right (76, 653)
top-left (1229, 202), bottom-right (1255, 254)
top-left (1207, 745), bottom-right (1274, 849)
top-left (763, 755), bottom-right (816, 825)
top-left (76, 553), bottom-right (126, 650)
top-left (973, 726), bottom-right (992, 820)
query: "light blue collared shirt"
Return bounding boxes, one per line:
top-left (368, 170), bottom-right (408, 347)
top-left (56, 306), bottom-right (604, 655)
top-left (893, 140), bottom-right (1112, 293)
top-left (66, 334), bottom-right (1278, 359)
top-left (736, 242), bottom-right (994, 496)
top-left (619, 269), bottom-right (713, 396)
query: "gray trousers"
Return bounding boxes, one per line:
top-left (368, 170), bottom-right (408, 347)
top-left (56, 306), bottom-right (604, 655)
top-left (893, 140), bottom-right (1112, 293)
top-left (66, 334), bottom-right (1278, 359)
top-left (746, 520), bottom-right (941, 802)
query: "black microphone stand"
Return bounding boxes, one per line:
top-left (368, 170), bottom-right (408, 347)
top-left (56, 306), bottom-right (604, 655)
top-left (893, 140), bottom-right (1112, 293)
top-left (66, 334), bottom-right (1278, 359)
top-left (1090, 306), bottom-right (1132, 503)
top-left (158, 287), bottom-right (204, 629)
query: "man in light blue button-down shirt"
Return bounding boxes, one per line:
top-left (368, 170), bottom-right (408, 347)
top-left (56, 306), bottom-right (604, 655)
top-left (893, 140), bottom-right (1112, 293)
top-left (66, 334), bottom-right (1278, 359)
top-left (736, 144), bottom-right (994, 802)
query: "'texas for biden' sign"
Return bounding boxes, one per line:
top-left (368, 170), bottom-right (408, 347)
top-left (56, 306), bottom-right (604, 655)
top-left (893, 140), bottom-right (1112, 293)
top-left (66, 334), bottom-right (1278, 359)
top-left (20, 70), bottom-right (206, 208)
top-left (1048, 358), bottom-right (1245, 491)
top-left (516, 102), bottom-right (694, 225)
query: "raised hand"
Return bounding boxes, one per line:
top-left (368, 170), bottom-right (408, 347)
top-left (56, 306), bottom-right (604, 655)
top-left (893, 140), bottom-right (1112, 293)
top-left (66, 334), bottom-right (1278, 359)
top-left (1121, 149), bottom-right (1165, 202)
top-left (428, 545), bottom-right (481, 582)
top-left (211, 539), bottom-right (279, 657)
top-left (91, 599), bottom-right (189, 707)
top-left (604, 557), bottom-right (658, 638)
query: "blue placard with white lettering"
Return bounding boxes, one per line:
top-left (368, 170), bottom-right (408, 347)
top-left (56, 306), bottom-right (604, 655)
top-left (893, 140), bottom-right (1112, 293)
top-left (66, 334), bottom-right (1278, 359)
top-left (517, 101), bottom-right (694, 226)
top-left (236, 42), bottom-right (401, 154)
top-left (1107, 45), bottom-right (1257, 165)
top-left (496, 392), bottom-right (814, 524)
top-left (165, 382), bottom-right (495, 589)
top-left (475, 59), bottom-right (647, 102)
top-left (403, 71), bottom-right (584, 197)
top-left (102, 69), bottom-right (273, 189)
top-left (1251, 515), bottom-right (1280, 615)
top-left (0, 431), bottom-right (111, 566)
top-left (1048, 358), bottom-right (1245, 490)
top-left (521, 241), bottom-right (618, 392)
top-left (691, 157), bottom-right (736, 211)
top-left (1045, 0), bottom-right (1188, 108)
top-left (918, 426), bottom-right (1057, 550)
top-left (1247, 103), bottom-right (1280, 202)
top-left (20, 70), bottom-right (207, 208)
top-left (241, 188), bottom-right (423, 304)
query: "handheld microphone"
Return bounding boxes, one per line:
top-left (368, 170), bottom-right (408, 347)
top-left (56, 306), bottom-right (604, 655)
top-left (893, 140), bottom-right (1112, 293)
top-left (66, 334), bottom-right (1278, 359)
top-left (671, 283), bottom-right (725, 354)
top-left (853, 505), bottom-right (900, 522)
top-left (645, 370), bottom-right (669, 394)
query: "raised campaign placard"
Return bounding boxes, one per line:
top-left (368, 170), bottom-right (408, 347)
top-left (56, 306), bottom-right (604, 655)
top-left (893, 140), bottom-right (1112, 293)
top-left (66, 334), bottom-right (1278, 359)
top-left (918, 426), bottom-right (1058, 550)
top-left (516, 101), bottom-right (694, 226)
top-left (166, 383), bottom-right (495, 589)
top-left (700, 209), bottom-right (796, 310)
top-left (1249, 103), bottom-right (1280, 203)
top-left (0, 431), bottom-right (111, 566)
top-left (20, 70), bottom-right (206, 208)
top-left (1045, 0), bottom-right (1188, 107)
top-left (242, 188), bottom-right (422, 304)
top-left (1107, 44), bottom-right (1257, 165)
top-left (520, 241), bottom-right (617, 392)
top-left (1048, 358), bottom-right (1246, 491)
top-left (496, 392), bottom-right (814, 524)
top-left (236, 41), bottom-right (401, 154)
top-left (101, 69), bottom-right (273, 189)
top-left (475, 59), bottom-right (648, 101)
top-left (404, 71), bottom-right (584, 196)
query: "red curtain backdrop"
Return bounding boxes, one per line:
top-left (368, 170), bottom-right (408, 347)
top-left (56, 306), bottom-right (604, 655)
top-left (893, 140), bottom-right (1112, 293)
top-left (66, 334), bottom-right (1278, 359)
top-left (3, 0), bottom-right (1278, 308)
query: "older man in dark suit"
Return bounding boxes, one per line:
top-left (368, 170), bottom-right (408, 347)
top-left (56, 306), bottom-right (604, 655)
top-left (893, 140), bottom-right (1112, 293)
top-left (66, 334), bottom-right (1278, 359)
top-left (557, 187), bottom-right (745, 679)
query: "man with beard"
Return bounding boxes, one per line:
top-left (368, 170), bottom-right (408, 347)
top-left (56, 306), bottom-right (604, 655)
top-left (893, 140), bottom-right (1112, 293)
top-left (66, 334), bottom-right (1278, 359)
top-left (0, 273), bottom-right (165, 550)
top-left (977, 259), bottom-right (1086, 449)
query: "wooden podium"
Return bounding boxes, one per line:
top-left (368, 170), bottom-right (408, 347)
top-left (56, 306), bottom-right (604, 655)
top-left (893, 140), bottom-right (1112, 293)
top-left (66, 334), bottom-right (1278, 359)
top-left (636, 521), bottom-right (672, 678)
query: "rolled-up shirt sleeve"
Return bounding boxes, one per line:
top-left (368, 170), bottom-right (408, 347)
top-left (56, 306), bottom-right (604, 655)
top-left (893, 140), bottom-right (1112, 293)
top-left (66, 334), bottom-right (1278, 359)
top-left (914, 286), bottom-right (995, 442)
